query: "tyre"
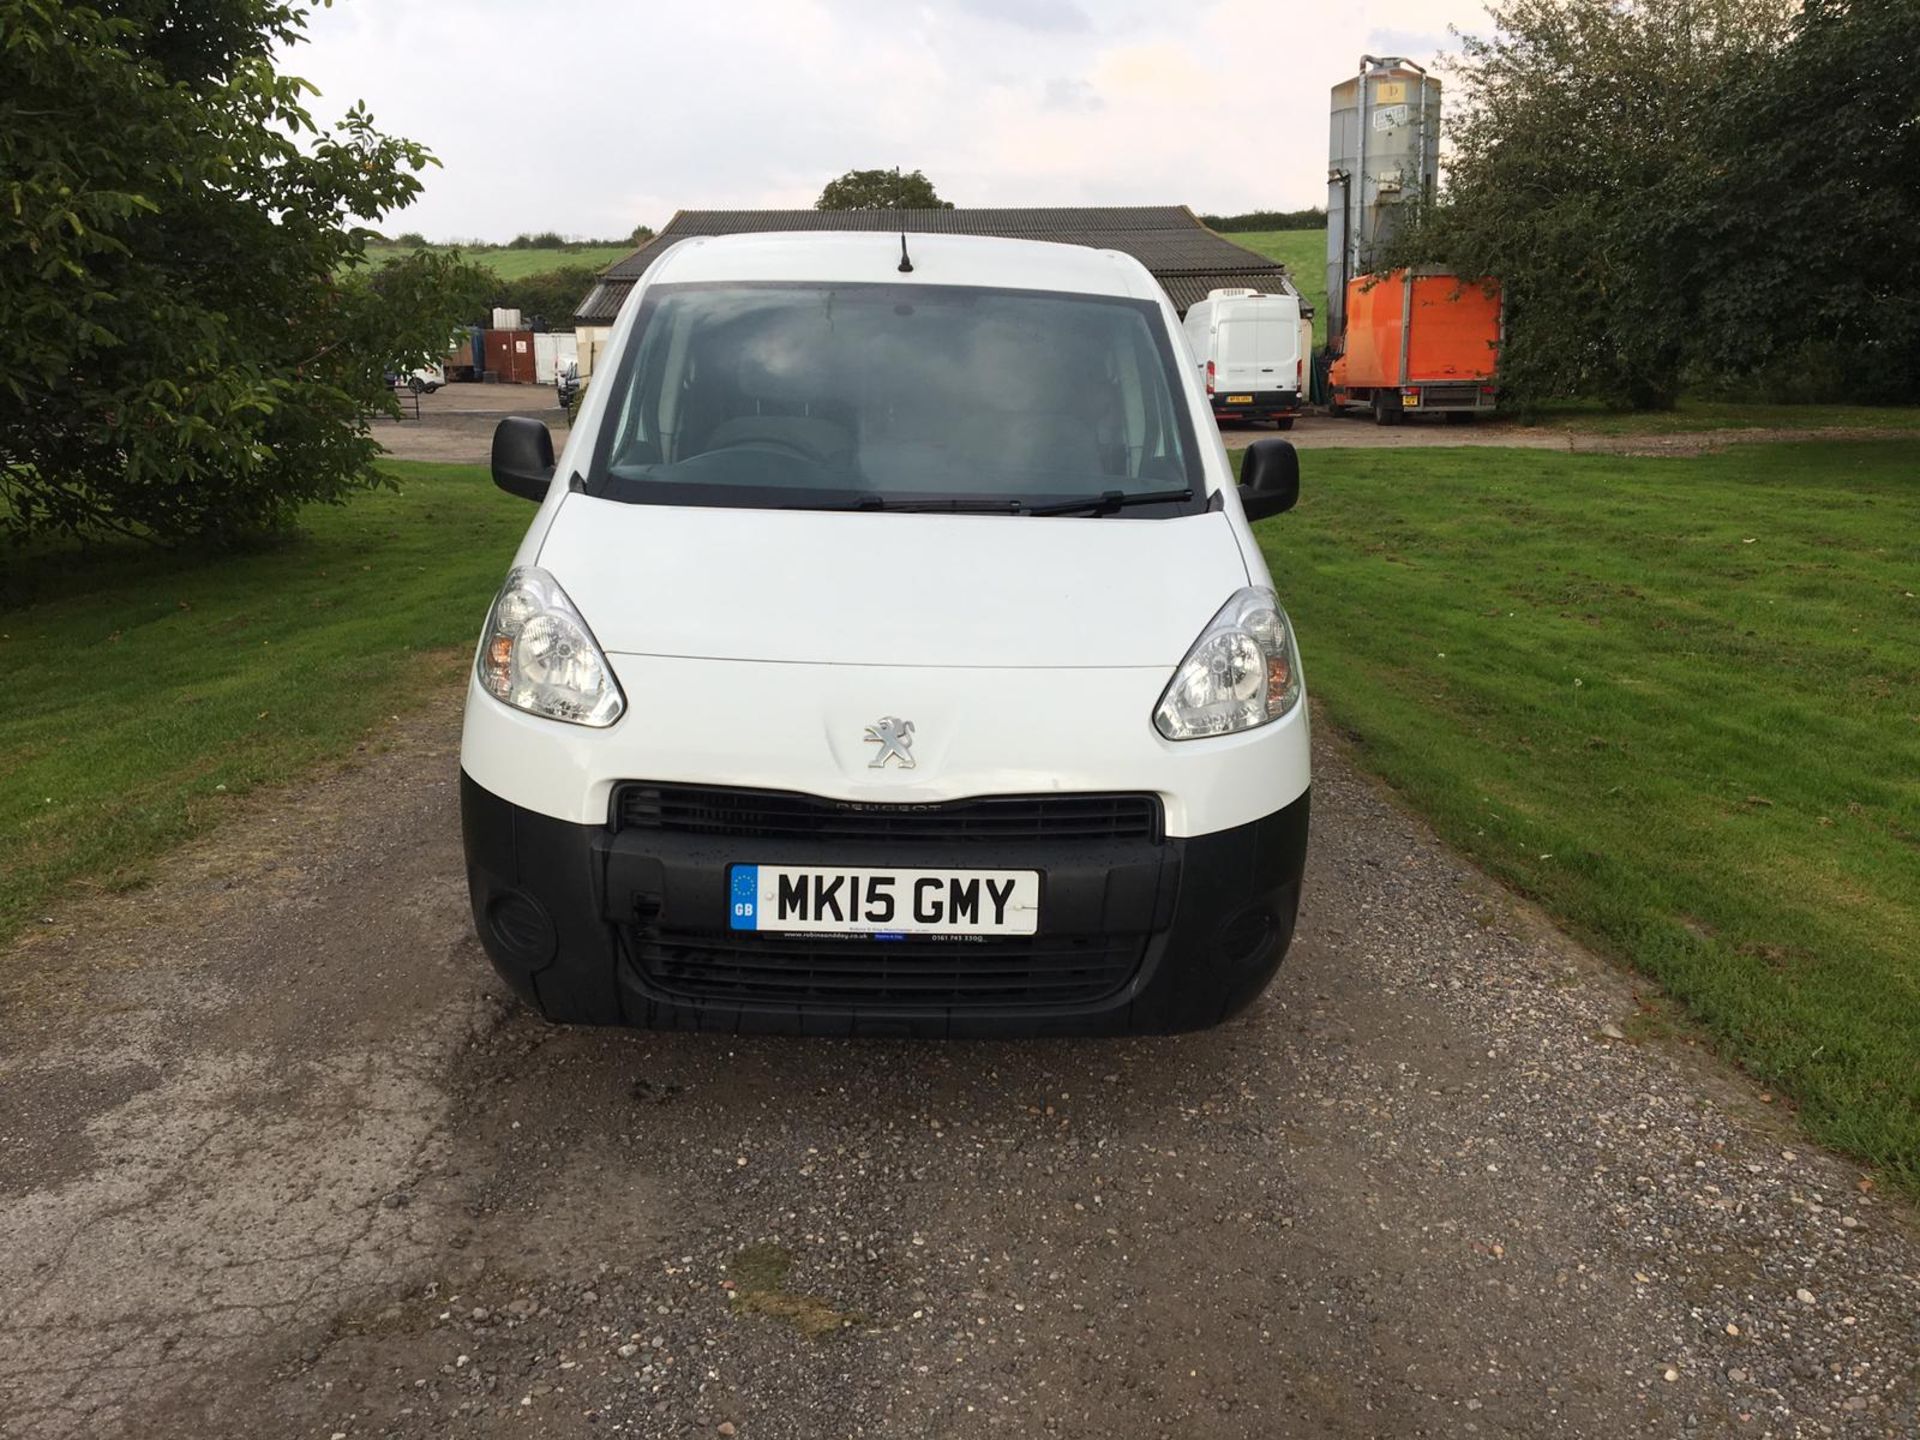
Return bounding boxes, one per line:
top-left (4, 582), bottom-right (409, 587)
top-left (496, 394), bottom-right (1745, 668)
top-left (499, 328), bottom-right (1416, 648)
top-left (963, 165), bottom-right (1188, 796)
top-left (1372, 394), bottom-right (1403, 427)
top-left (1274, 417), bottom-right (1295, 432)
top-left (408, 376), bottom-right (426, 394)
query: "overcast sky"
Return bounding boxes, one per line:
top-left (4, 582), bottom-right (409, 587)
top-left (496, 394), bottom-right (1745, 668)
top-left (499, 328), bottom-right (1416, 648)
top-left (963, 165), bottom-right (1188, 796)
top-left (290, 0), bottom-right (1491, 242)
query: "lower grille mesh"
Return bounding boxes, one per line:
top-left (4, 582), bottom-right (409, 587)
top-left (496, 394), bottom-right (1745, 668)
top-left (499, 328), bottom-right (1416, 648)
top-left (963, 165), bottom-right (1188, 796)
top-left (627, 926), bottom-right (1144, 1010)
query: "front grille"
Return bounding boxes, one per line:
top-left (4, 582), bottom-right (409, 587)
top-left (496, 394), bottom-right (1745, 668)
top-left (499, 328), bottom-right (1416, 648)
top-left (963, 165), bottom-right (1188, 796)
top-left (627, 926), bottom-right (1145, 1010)
top-left (613, 783), bottom-right (1161, 845)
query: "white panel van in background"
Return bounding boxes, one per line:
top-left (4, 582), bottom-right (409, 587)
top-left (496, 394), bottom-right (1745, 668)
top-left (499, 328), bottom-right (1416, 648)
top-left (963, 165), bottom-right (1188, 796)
top-left (1183, 288), bottom-right (1312, 429)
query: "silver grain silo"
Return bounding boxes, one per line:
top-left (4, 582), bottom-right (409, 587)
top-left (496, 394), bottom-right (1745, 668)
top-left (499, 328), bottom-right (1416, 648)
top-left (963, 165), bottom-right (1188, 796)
top-left (1326, 56), bottom-right (1442, 342)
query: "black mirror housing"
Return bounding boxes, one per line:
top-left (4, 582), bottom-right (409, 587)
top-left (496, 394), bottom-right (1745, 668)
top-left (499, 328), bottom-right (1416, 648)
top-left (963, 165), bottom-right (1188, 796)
top-left (1239, 438), bottom-right (1300, 522)
top-left (491, 416), bottom-right (556, 502)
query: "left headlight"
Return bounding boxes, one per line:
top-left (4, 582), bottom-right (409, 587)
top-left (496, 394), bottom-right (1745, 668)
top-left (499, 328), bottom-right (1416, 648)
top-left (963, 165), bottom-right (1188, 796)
top-left (476, 566), bottom-right (625, 727)
top-left (1153, 587), bottom-right (1302, 740)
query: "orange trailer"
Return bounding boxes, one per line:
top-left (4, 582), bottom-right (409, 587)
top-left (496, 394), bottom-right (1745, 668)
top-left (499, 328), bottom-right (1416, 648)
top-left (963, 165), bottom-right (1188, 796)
top-left (1329, 269), bottom-right (1502, 424)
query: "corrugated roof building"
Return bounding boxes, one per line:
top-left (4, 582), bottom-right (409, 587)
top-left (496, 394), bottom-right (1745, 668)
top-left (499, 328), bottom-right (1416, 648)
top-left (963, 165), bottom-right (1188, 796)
top-left (573, 206), bottom-right (1300, 338)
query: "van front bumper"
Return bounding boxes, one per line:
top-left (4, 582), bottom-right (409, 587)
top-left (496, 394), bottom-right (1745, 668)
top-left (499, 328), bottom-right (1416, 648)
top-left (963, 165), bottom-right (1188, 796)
top-left (461, 773), bottom-right (1310, 1037)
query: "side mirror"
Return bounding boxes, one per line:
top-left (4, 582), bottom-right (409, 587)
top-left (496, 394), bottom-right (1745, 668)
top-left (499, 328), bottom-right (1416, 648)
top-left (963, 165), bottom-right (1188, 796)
top-left (1238, 437), bottom-right (1299, 521)
top-left (491, 416), bottom-right (555, 502)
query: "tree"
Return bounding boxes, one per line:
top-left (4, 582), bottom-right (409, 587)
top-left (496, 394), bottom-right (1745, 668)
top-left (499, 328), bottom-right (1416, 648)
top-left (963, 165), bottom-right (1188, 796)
top-left (1690, 0), bottom-right (1920, 401)
top-left (629, 222), bottom-right (656, 245)
top-left (1387, 0), bottom-right (1790, 407)
top-left (467, 264), bottom-right (604, 329)
top-left (816, 167), bottom-right (953, 211)
top-left (0, 0), bottom-right (491, 544)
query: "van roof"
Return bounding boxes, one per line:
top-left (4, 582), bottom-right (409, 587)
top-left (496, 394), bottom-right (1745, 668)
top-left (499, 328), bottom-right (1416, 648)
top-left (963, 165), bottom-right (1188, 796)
top-left (645, 231), bottom-right (1159, 303)
top-left (1201, 288), bottom-right (1300, 307)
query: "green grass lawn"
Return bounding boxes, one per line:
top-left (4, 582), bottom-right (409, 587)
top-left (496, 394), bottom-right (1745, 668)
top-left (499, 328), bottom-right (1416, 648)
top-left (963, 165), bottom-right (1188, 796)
top-left (363, 243), bottom-right (632, 280)
top-left (1221, 229), bottom-right (1327, 347)
top-left (0, 464), bottom-right (523, 943)
top-left (1511, 399), bottom-right (1920, 436)
top-left (1252, 438), bottom-right (1920, 1188)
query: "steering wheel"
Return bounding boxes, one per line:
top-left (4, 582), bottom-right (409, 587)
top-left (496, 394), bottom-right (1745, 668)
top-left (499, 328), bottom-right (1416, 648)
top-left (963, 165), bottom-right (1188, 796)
top-left (705, 431), bottom-right (834, 464)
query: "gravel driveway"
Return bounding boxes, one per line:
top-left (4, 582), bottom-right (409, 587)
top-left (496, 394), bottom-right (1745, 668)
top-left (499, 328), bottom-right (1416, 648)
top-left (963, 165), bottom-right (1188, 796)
top-left (376, 384), bottom-right (568, 466)
top-left (1, 697), bottom-right (1913, 1439)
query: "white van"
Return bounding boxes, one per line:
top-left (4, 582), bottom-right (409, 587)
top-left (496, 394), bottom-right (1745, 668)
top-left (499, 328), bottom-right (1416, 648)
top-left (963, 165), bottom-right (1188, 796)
top-left (1182, 288), bottom-right (1312, 429)
top-left (462, 232), bottom-right (1311, 1036)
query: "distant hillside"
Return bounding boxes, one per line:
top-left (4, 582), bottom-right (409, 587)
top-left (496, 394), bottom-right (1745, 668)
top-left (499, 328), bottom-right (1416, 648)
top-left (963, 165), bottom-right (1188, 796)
top-left (363, 243), bottom-right (631, 281)
top-left (1229, 229), bottom-right (1328, 347)
top-left (358, 233), bottom-right (1331, 338)
top-left (1199, 207), bottom-right (1326, 233)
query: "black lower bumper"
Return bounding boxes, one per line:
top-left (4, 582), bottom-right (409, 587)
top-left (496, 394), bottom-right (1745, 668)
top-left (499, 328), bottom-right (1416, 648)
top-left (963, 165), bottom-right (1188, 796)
top-left (460, 773), bottom-right (1309, 1037)
top-left (1210, 389), bottom-right (1300, 422)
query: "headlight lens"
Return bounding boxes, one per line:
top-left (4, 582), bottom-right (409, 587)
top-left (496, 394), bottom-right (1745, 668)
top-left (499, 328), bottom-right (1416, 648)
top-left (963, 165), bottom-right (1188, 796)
top-left (476, 566), bottom-right (624, 727)
top-left (1153, 587), bottom-right (1302, 740)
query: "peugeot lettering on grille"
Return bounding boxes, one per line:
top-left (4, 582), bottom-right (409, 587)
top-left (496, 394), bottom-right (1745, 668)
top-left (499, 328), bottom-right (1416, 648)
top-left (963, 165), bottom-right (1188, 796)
top-left (864, 716), bottom-right (916, 769)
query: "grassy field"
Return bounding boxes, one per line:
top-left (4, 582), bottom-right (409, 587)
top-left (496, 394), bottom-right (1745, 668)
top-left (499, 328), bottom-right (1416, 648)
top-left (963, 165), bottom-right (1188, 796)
top-left (1222, 228), bottom-right (1327, 347)
top-left (1252, 438), bottom-right (1920, 1188)
top-left (1512, 399), bottom-right (1920, 435)
top-left (0, 464), bottom-right (523, 944)
top-left (363, 243), bottom-right (632, 280)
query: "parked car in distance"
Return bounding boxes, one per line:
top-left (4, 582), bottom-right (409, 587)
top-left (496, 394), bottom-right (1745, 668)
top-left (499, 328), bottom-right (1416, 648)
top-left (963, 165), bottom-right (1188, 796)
top-left (463, 231), bottom-right (1311, 1037)
top-left (1183, 288), bottom-right (1312, 429)
top-left (556, 361), bottom-right (582, 415)
top-left (390, 363), bottom-right (444, 394)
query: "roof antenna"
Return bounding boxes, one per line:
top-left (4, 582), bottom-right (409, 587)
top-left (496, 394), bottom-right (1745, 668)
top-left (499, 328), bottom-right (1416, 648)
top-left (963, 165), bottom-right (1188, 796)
top-left (897, 234), bottom-right (914, 274)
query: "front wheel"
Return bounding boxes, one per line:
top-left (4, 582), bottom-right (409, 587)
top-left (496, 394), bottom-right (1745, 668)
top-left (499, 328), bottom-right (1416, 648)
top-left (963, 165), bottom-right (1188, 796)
top-left (407, 376), bottom-right (427, 394)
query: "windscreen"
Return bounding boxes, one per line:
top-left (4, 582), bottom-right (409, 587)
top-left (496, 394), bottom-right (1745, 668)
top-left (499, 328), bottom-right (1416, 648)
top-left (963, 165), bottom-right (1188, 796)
top-left (586, 283), bottom-right (1204, 514)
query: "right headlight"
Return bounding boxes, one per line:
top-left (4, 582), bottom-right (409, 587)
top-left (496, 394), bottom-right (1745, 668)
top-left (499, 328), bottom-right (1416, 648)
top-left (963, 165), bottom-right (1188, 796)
top-left (476, 565), bottom-right (625, 727)
top-left (1153, 587), bottom-right (1302, 740)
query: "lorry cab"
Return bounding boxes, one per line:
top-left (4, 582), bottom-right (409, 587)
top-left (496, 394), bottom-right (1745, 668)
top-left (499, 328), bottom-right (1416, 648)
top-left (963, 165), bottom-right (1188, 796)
top-left (461, 231), bottom-right (1312, 1038)
top-left (1182, 287), bottom-right (1312, 429)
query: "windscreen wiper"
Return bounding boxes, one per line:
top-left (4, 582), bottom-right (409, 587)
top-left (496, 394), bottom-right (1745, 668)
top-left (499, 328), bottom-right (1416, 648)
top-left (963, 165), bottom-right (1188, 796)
top-left (881, 497), bottom-right (1027, 514)
top-left (780, 490), bottom-right (1191, 516)
top-left (1024, 487), bottom-right (1193, 516)
top-left (785, 495), bottom-right (1024, 514)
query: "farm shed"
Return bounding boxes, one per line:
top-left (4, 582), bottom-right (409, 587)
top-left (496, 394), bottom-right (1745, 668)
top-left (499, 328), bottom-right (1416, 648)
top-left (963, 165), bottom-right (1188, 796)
top-left (571, 205), bottom-right (1299, 376)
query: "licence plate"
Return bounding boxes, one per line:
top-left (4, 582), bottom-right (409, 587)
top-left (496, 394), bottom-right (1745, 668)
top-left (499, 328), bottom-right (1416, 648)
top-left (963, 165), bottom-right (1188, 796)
top-left (729, 864), bottom-right (1039, 936)
top-left (1226, 394), bottom-right (1254, 404)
